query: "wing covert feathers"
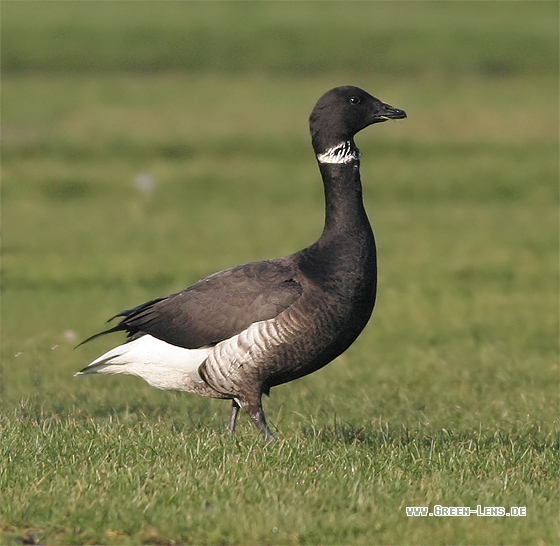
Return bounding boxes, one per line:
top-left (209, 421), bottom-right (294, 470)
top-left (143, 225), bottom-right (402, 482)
top-left (80, 260), bottom-right (302, 349)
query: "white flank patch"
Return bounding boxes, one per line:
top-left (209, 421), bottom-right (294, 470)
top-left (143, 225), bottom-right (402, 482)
top-left (75, 334), bottom-right (212, 391)
top-left (316, 141), bottom-right (361, 164)
top-left (200, 318), bottom-right (288, 397)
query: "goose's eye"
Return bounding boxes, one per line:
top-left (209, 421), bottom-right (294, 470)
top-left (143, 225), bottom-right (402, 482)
top-left (349, 96), bottom-right (361, 104)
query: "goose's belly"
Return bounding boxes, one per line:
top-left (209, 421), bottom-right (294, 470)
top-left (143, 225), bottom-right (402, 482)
top-left (200, 283), bottom-right (376, 398)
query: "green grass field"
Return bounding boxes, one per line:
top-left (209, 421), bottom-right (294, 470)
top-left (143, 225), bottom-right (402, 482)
top-left (1, 2), bottom-right (558, 544)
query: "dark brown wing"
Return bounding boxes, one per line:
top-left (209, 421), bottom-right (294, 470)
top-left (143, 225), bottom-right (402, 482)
top-left (80, 259), bottom-right (302, 349)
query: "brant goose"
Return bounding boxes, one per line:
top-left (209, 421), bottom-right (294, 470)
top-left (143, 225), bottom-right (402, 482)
top-left (76, 86), bottom-right (406, 440)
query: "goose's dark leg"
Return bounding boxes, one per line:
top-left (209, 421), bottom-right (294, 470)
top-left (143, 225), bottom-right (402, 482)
top-left (245, 397), bottom-right (275, 442)
top-left (227, 399), bottom-right (241, 433)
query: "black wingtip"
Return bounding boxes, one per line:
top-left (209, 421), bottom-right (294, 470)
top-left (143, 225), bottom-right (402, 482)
top-left (74, 325), bottom-right (122, 349)
top-left (75, 297), bottom-right (166, 349)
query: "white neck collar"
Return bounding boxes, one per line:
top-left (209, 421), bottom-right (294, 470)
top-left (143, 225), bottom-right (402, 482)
top-left (316, 141), bottom-right (361, 164)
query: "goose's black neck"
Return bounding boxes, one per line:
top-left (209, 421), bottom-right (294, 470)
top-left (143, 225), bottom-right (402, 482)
top-left (317, 157), bottom-right (371, 244)
top-left (295, 150), bottom-right (376, 291)
top-left (294, 147), bottom-right (377, 322)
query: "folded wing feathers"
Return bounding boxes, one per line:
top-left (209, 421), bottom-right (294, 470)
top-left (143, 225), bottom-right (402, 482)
top-left (78, 260), bottom-right (302, 350)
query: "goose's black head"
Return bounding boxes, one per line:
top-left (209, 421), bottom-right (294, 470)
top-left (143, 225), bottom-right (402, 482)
top-left (309, 86), bottom-right (406, 161)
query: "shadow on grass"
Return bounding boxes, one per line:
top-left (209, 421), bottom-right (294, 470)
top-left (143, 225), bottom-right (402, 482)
top-left (300, 419), bottom-right (556, 454)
